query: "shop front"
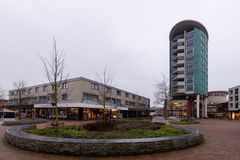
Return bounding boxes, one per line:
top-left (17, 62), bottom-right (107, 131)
top-left (169, 101), bottom-right (187, 117)
top-left (34, 102), bottom-right (128, 120)
top-left (229, 111), bottom-right (240, 120)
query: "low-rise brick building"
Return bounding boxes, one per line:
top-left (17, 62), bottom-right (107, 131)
top-left (8, 77), bottom-right (150, 119)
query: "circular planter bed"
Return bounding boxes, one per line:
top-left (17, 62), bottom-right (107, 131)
top-left (171, 121), bottom-right (196, 125)
top-left (4, 121), bottom-right (203, 156)
top-left (2, 118), bottom-right (47, 126)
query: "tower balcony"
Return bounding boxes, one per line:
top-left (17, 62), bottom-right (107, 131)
top-left (172, 40), bottom-right (185, 49)
top-left (172, 60), bottom-right (185, 67)
top-left (173, 46), bottom-right (184, 55)
top-left (172, 52), bottom-right (185, 61)
top-left (173, 34), bottom-right (184, 41)
top-left (172, 74), bottom-right (185, 80)
top-left (172, 67), bottom-right (184, 74)
top-left (172, 88), bottom-right (185, 94)
top-left (177, 38), bottom-right (185, 43)
top-left (177, 52), bottom-right (185, 57)
top-left (172, 81), bottom-right (185, 86)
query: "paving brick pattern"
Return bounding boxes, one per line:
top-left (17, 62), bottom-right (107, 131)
top-left (1, 119), bottom-right (240, 160)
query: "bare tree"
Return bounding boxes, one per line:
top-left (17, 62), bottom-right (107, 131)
top-left (153, 73), bottom-right (169, 118)
top-left (39, 39), bottom-right (69, 127)
top-left (97, 67), bottom-right (114, 122)
top-left (13, 79), bottom-right (26, 120)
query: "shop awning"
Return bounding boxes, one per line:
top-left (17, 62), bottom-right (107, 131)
top-left (0, 108), bottom-right (16, 113)
top-left (117, 106), bottom-right (128, 111)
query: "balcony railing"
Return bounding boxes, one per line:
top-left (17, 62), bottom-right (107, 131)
top-left (172, 52), bottom-right (184, 60)
top-left (172, 67), bottom-right (184, 74)
top-left (172, 81), bottom-right (185, 86)
top-left (172, 46), bottom-right (185, 55)
top-left (173, 56), bottom-right (184, 62)
top-left (172, 88), bottom-right (185, 94)
top-left (172, 74), bottom-right (185, 80)
top-left (173, 34), bottom-right (184, 41)
top-left (177, 38), bottom-right (185, 43)
top-left (172, 60), bottom-right (185, 68)
top-left (177, 52), bottom-right (184, 57)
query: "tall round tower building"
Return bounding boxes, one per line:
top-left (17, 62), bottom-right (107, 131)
top-left (169, 20), bottom-right (208, 118)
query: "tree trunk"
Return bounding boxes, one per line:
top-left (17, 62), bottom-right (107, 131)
top-left (18, 92), bottom-right (22, 120)
top-left (164, 100), bottom-right (167, 118)
top-left (103, 94), bottom-right (106, 122)
top-left (55, 102), bottom-right (58, 127)
top-left (54, 84), bottom-right (59, 127)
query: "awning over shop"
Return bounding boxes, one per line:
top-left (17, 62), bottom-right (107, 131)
top-left (127, 107), bottom-right (149, 111)
top-left (34, 102), bottom-right (128, 111)
top-left (116, 106), bottom-right (128, 111)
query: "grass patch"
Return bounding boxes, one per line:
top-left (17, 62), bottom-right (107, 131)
top-left (25, 125), bottom-right (187, 139)
top-left (171, 121), bottom-right (193, 125)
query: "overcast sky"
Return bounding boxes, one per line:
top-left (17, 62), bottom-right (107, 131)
top-left (0, 0), bottom-right (240, 104)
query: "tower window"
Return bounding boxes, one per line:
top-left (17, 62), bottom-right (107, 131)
top-left (186, 85), bottom-right (193, 91)
top-left (235, 88), bottom-right (238, 95)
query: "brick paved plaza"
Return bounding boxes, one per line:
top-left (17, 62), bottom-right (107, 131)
top-left (1, 119), bottom-right (240, 160)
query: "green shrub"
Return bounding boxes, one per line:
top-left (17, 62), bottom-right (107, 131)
top-left (25, 125), bottom-right (187, 139)
top-left (83, 122), bottom-right (114, 131)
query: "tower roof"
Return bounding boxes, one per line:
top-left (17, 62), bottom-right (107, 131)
top-left (169, 20), bottom-right (208, 40)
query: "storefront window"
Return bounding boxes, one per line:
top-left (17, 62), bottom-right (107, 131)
top-left (67, 108), bottom-right (78, 119)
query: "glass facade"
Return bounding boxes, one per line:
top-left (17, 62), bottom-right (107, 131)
top-left (185, 31), bottom-right (194, 92)
top-left (193, 28), bottom-right (208, 96)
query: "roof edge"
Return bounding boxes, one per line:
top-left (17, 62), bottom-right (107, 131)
top-left (169, 20), bottom-right (208, 40)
